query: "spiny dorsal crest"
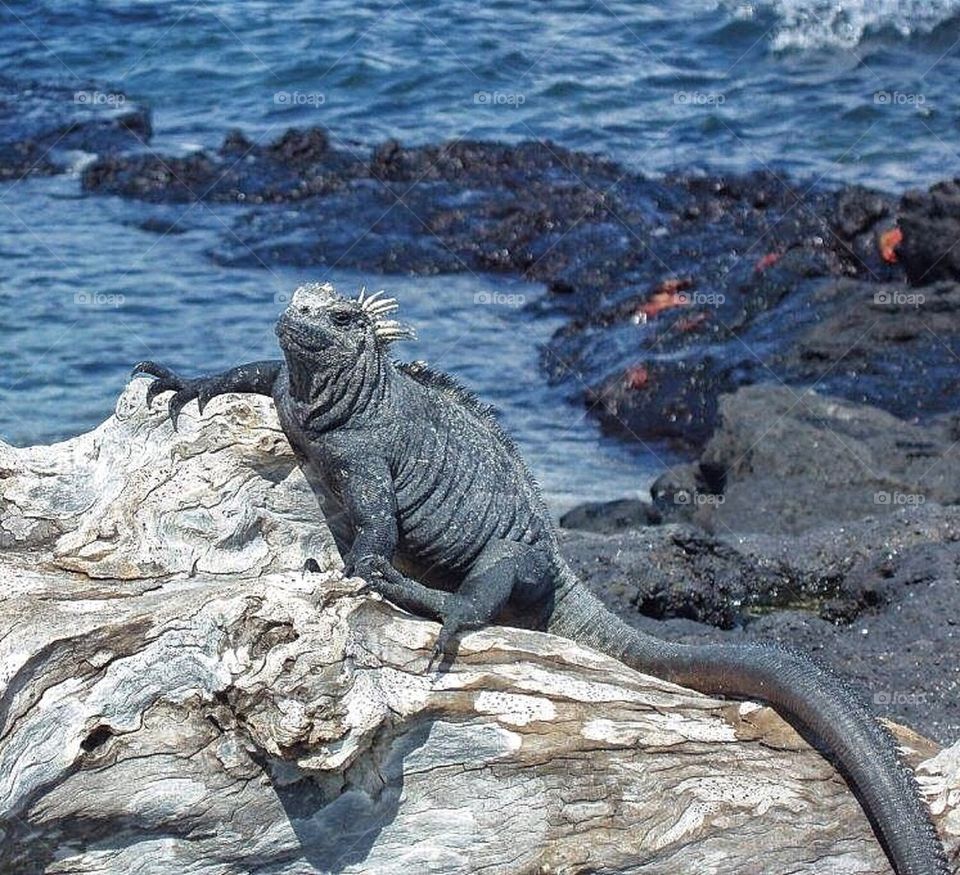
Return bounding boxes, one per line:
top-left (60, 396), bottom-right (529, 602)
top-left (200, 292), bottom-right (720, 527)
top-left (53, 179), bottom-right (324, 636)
top-left (357, 285), bottom-right (417, 344)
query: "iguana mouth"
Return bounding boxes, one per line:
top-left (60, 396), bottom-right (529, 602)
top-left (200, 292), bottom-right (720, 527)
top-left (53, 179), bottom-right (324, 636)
top-left (275, 315), bottom-right (328, 354)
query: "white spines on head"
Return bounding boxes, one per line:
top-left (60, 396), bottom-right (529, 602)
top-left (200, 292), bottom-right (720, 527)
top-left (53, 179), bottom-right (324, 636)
top-left (355, 286), bottom-right (416, 343)
top-left (374, 319), bottom-right (417, 342)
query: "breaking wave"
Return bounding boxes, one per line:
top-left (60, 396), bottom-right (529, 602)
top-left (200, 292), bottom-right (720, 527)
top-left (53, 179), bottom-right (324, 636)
top-left (726, 0), bottom-right (960, 50)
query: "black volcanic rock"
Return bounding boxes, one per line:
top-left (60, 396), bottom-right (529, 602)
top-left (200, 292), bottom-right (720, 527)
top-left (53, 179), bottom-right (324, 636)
top-left (696, 385), bottom-right (960, 535)
top-left (0, 78), bottom-right (150, 180)
top-left (559, 498), bottom-right (662, 533)
top-left (68, 118), bottom-right (960, 452)
top-left (560, 504), bottom-right (960, 743)
top-left (899, 178), bottom-right (960, 285)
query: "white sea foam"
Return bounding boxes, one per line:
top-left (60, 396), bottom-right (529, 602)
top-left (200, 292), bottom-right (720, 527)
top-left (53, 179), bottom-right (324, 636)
top-left (729, 0), bottom-right (960, 50)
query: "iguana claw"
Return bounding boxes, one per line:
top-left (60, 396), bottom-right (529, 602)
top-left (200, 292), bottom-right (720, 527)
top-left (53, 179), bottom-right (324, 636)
top-left (132, 360), bottom-right (202, 430)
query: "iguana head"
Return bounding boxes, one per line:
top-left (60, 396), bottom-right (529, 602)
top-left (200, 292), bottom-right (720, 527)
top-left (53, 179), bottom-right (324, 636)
top-left (275, 282), bottom-right (415, 374)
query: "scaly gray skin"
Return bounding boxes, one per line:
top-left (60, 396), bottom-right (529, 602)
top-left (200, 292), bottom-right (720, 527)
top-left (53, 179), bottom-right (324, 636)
top-left (134, 281), bottom-right (948, 875)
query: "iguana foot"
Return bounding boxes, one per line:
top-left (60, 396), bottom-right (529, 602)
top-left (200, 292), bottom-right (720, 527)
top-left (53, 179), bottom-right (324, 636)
top-left (342, 551), bottom-right (384, 581)
top-left (363, 554), bottom-right (404, 585)
top-left (362, 556), bottom-right (462, 668)
top-left (132, 361), bottom-right (214, 429)
top-left (357, 555), bottom-right (454, 621)
top-left (354, 554), bottom-right (409, 599)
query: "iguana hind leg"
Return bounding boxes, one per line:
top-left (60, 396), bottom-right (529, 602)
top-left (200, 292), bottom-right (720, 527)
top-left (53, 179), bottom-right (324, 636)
top-left (367, 541), bottom-right (552, 662)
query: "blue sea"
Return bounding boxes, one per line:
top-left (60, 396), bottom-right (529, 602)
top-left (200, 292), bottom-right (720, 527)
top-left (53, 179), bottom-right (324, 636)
top-left (2, 0), bottom-right (959, 510)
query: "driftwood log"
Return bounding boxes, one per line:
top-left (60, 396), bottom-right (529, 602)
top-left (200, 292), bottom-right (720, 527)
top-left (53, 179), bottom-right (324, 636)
top-left (1, 381), bottom-right (958, 874)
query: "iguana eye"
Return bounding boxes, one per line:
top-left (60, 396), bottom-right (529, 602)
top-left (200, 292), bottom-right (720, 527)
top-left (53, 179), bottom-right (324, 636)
top-left (329, 310), bottom-right (354, 327)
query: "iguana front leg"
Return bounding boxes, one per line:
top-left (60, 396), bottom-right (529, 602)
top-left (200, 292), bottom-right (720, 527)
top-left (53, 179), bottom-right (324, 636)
top-left (133, 360), bottom-right (281, 428)
top-left (335, 462), bottom-right (400, 579)
top-left (363, 557), bottom-right (453, 619)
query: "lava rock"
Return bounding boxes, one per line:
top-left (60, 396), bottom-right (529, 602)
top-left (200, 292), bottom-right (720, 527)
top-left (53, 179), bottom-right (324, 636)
top-left (899, 178), bottom-right (960, 284)
top-left (66, 115), bottom-right (960, 452)
top-left (693, 384), bottom-right (960, 536)
top-left (559, 498), bottom-right (661, 533)
top-left (0, 77), bottom-right (151, 180)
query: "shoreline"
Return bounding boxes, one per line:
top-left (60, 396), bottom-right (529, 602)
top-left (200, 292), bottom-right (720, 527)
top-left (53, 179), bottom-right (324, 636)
top-left (4, 81), bottom-right (960, 459)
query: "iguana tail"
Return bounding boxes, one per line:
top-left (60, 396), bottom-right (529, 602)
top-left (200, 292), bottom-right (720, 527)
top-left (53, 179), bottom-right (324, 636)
top-left (545, 567), bottom-right (949, 875)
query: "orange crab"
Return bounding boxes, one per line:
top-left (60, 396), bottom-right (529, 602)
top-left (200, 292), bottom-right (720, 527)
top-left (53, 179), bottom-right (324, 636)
top-left (879, 227), bottom-right (903, 264)
top-left (634, 277), bottom-right (694, 322)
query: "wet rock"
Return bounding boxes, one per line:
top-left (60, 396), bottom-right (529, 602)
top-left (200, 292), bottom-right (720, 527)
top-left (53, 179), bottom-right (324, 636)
top-left (83, 150), bottom-right (220, 202)
top-left (265, 125), bottom-right (329, 165)
top-left (899, 178), bottom-right (960, 284)
top-left (559, 498), bottom-right (661, 533)
top-left (560, 462), bottom-right (723, 534)
top-left (0, 78), bottom-right (150, 180)
top-left (558, 463), bottom-right (722, 535)
top-left (218, 128), bottom-right (255, 155)
top-left (135, 216), bottom-right (188, 235)
top-left (368, 137), bottom-right (624, 185)
top-left (114, 108), bottom-right (152, 140)
top-left (584, 357), bottom-right (732, 448)
top-left (775, 277), bottom-right (960, 421)
top-left (541, 171), bottom-right (908, 449)
top-left (829, 184), bottom-right (899, 276)
top-left (66, 116), bottom-right (960, 450)
top-left (650, 462), bottom-right (724, 525)
top-left (585, 361), bottom-right (733, 447)
top-left (83, 126), bottom-right (363, 204)
top-left (0, 139), bottom-right (59, 180)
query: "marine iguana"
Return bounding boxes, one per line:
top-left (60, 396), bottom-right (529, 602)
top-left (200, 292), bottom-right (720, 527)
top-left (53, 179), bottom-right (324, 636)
top-left (134, 281), bottom-right (948, 875)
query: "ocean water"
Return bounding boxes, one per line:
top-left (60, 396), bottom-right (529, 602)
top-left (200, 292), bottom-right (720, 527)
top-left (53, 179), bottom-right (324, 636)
top-left (1, 0), bottom-right (959, 509)
top-left (5, 0), bottom-right (958, 185)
